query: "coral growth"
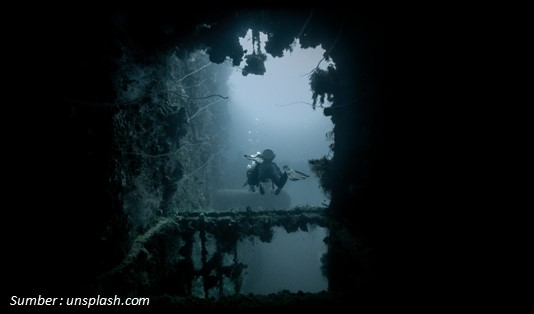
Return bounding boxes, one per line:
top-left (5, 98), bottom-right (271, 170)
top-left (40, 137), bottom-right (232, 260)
top-left (112, 50), bottom-right (231, 238)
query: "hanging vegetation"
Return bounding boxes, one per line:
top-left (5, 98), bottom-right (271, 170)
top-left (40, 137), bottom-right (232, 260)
top-left (309, 64), bottom-right (337, 110)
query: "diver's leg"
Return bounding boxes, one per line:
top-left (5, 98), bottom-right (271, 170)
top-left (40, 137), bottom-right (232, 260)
top-left (246, 170), bottom-right (254, 192)
top-left (270, 163), bottom-right (288, 195)
top-left (247, 164), bottom-right (260, 192)
top-left (259, 183), bottom-right (265, 195)
top-left (274, 172), bottom-right (288, 195)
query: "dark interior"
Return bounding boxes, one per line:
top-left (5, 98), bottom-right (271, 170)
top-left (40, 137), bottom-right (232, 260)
top-left (6, 7), bottom-right (385, 311)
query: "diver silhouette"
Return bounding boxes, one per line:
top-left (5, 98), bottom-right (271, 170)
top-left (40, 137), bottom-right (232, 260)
top-left (244, 149), bottom-right (310, 195)
top-left (244, 149), bottom-right (288, 195)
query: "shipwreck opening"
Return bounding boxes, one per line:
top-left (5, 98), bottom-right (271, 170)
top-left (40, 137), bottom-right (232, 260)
top-left (109, 28), bottom-right (338, 297)
top-left (112, 35), bottom-right (335, 222)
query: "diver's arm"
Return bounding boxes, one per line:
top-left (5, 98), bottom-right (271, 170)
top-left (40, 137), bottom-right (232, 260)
top-left (244, 153), bottom-right (263, 163)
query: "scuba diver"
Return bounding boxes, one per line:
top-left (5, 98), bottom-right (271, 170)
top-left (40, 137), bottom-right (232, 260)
top-left (243, 149), bottom-right (309, 195)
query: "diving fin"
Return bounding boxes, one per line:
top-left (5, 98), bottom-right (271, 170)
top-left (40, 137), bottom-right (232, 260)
top-left (283, 165), bottom-right (310, 181)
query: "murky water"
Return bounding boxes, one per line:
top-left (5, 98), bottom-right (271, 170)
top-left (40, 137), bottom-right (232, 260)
top-left (237, 225), bottom-right (328, 294)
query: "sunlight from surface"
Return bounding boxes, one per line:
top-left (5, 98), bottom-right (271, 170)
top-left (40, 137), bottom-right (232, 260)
top-left (225, 30), bottom-right (335, 206)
